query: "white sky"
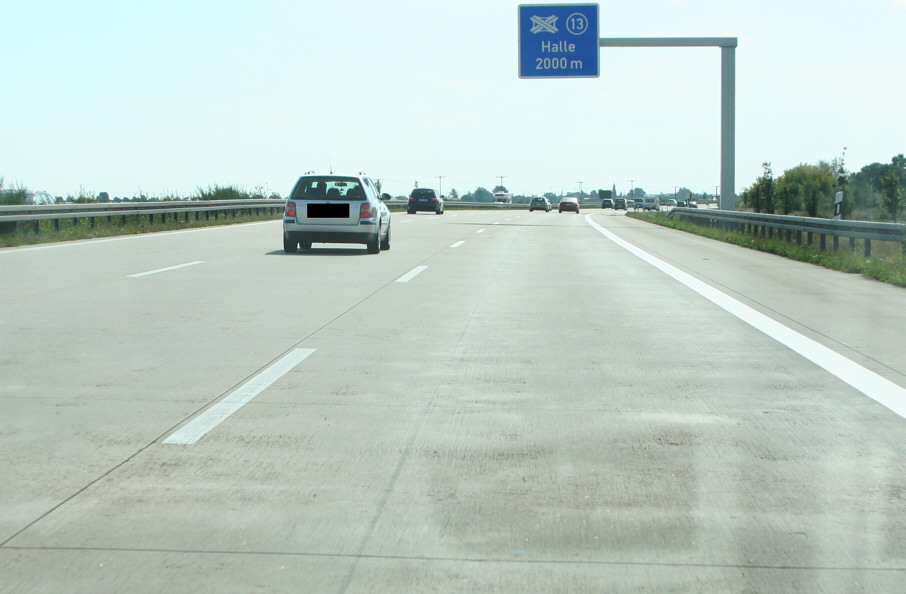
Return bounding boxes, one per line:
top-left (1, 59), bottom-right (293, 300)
top-left (1, 0), bottom-right (904, 199)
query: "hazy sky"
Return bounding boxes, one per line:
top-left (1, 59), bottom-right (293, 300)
top-left (1, 0), bottom-right (904, 199)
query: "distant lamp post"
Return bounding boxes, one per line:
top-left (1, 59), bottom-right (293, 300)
top-left (436, 175), bottom-right (446, 197)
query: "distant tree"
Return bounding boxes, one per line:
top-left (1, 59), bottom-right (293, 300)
top-left (775, 177), bottom-right (794, 214)
top-left (627, 187), bottom-right (645, 198)
top-left (473, 187), bottom-right (494, 202)
top-left (881, 171), bottom-right (902, 222)
top-left (893, 153), bottom-right (906, 182)
top-left (492, 185), bottom-right (509, 194)
top-left (760, 163), bottom-right (775, 213)
top-left (851, 155), bottom-right (904, 193)
top-left (448, 188), bottom-right (459, 200)
top-left (543, 192), bottom-right (558, 202)
top-left (777, 164), bottom-right (833, 217)
top-left (743, 162), bottom-right (775, 213)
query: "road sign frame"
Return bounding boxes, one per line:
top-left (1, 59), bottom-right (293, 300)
top-left (518, 4), bottom-right (599, 79)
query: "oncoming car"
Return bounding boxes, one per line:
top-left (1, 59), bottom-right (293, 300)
top-left (282, 173), bottom-right (391, 254)
top-left (558, 196), bottom-right (580, 213)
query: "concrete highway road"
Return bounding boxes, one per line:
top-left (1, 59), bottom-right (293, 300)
top-left (2, 209), bottom-right (904, 592)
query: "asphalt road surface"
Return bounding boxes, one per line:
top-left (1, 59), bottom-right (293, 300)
top-left (2, 209), bottom-right (904, 592)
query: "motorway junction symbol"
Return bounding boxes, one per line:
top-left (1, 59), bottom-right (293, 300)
top-left (519, 4), bottom-right (599, 78)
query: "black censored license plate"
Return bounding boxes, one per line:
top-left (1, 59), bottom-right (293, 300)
top-left (307, 203), bottom-right (350, 218)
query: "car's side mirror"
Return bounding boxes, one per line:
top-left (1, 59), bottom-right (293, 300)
top-left (381, 193), bottom-right (392, 201)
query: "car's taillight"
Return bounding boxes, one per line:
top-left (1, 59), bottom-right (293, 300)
top-left (286, 201), bottom-right (296, 217)
top-left (408, 197), bottom-right (414, 202)
top-left (360, 202), bottom-right (373, 218)
top-left (431, 197), bottom-right (438, 202)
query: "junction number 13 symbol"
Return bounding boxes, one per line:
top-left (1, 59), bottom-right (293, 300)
top-left (566, 13), bottom-right (589, 35)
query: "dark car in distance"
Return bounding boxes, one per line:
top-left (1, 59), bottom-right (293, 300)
top-left (408, 188), bottom-right (444, 214)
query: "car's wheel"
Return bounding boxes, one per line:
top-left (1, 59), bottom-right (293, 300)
top-left (529, 208), bottom-right (533, 212)
top-left (367, 234), bottom-right (380, 254)
top-left (380, 226), bottom-right (391, 251)
top-left (407, 209), bottom-right (415, 215)
top-left (283, 236), bottom-right (297, 253)
top-left (299, 240), bottom-right (312, 250)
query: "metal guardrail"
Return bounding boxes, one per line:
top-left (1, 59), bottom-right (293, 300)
top-left (0, 199), bottom-right (287, 232)
top-left (0, 199), bottom-right (545, 235)
top-left (666, 207), bottom-right (906, 256)
top-left (1, 198), bottom-right (607, 236)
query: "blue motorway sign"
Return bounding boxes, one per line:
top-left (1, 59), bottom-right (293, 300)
top-left (519, 4), bottom-right (599, 78)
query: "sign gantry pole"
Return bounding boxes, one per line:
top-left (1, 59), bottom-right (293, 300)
top-left (598, 37), bottom-right (738, 211)
top-left (518, 5), bottom-right (738, 211)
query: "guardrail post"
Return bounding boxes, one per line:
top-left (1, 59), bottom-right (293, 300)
top-left (864, 239), bottom-right (871, 258)
top-left (33, 221), bottom-right (39, 234)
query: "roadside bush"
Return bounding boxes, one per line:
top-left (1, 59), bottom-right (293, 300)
top-left (197, 185), bottom-right (247, 201)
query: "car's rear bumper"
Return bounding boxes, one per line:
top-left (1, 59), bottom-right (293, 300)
top-left (284, 226), bottom-right (378, 245)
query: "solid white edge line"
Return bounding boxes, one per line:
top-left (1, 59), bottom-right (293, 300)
top-left (585, 214), bottom-right (906, 419)
top-left (129, 260), bottom-right (205, 278)
top-left (163, 348), bottom-right (316, 445)
top-left (396, 265), bottom-right (428, 283)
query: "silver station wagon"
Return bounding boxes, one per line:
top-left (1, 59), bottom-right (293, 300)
top-left (282, 173), bottom-right (392, 254)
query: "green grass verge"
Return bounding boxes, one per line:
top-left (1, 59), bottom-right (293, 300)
top-left (0, 211), bottom-right (281, 248)
top-left (627, 212), bottom-right (906, 287)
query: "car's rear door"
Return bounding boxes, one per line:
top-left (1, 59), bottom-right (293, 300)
top-left (297, 179), bottom-right (363, 227)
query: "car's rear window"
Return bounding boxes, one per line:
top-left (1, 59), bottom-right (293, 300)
top-left (410, 189), bottom-right (436, 198)
top-left (291, 177), bottom-right (365, 201)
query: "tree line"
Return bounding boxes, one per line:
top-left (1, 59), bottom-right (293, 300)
top-left (740, 153), bottom-right (904, 222)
